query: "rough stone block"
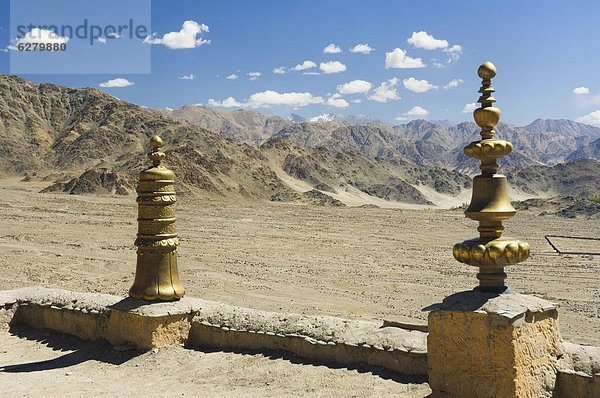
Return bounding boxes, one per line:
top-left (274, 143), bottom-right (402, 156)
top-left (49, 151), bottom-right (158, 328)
top-left (427, 291), bottom-right (562, 398)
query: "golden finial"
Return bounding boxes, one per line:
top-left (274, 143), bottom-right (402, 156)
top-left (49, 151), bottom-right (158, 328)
top-left (148, 135), bottom-right (166, 166)
top-left (453, 62), bottom-right (530, 293)
top-left (129, 135), bottom-right (185, 301)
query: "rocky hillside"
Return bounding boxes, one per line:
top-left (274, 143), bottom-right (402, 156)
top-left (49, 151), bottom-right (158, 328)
top-left (0, 75), bottom-right (471, 206)
top-left (158, 101), bottom-right (600, 175)
top-left (0, 74), bottom-right (292, 199)
top-left (3, 74), bottom-right (599, 206)
top-left (566, 137), bottom-right (600, 162)
top-left (508, 158), bottom-right (600, 197)
top-left (158, 107), bottom-right (389, 146)
top-left (262, 139), bottom-right (470, 204)
top-left (514, 196), bottom-right (600, 219)
top-left (270, 119), bottom-right (600, 173)
top-left (156, 105), bottom-right (292, 146)
top-left (162, 102), bottom-right (600, 173)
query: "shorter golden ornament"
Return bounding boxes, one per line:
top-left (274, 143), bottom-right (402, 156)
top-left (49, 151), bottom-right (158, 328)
top-left (129, 135), bottom-right (185, 301)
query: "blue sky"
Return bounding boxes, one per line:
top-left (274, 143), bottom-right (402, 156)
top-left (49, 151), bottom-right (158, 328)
top-left (1, 0), bottom-right (600, 126)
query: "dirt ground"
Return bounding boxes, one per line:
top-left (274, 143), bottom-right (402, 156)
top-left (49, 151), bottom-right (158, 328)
top-left (0, 326), bottom-right (430, 397)
top-left (0, 178), bottom-right (599, 396)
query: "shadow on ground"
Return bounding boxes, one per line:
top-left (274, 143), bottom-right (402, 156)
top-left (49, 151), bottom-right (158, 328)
top-left (0, 326), bottom-right (427, 386)
top-left (0, 326), bottom-right (141, 373)
top-left (192, 345), bottom-right (428, 385)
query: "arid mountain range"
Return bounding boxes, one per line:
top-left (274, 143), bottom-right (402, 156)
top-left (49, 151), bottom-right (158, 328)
top-left (2, 74), bottom-right (600, 207)
top-left (158, 105), bottom-right (600, 170)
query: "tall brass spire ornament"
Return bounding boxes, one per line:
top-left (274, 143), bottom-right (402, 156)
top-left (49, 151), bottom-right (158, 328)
top-left (129, 135), bottom-right (185, 301)
top-left (453, 62), bottom-right (530, 293)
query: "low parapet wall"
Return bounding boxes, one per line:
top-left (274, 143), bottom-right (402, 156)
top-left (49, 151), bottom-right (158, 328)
top-left (0, 287), bottom-right (428, 377)
top-left (555, 342), bottom-right (600, 396)
top-left (2, 286), bottom-right (599, 395)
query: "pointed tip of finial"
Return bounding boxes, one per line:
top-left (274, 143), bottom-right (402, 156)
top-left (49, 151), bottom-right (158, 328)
top-left (150, 135), bottom-right (163, 149)
top-left (148, 135), bottom-right (166, 166)
top-left (478, 61), bottom-right (496, 80)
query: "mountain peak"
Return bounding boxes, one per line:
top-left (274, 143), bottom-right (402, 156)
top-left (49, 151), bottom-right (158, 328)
top-left (523, 118), bottom-right (600, 137)
top-left (309, 113), bottom-right (336, 123)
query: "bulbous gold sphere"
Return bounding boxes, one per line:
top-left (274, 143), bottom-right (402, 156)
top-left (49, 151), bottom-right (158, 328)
top-left (473, 106), bottom-right (500, 129)
top-left (150, 135), bottom-right (163, 149)
top-left (477, 61), bottom-right (497, 80)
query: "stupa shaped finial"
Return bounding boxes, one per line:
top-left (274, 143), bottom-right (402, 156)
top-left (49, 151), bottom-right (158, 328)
top-left (129, 135), bottom-right (185, 301)
top-left (453, 62), bottom-right (530, 293)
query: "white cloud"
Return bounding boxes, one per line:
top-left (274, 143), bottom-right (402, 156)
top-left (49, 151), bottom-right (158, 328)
top-left (407, 31), bottom-right (448, 50)
top-left (462, 102), bottom-right (477, 113)
top-left (385, 48), bottom-right (425, 69)
top-left (349, 43), bottom-right (374, 54)
top-left (13, 28), bottom-right (69, 47)
top-left (248, 90), bottom-right (324, 108)
top-left (351, 99), bottom-right (362, 104)
top-left (444, 78), bottom-right (464, 89)
top-left (323, 43), bottom-right (342, 54)
top-left (208, 89), bottom-right (345, 110)
top-left (144, 20), bottom-right (210, 49)
top-left (443, 45), bottom-right (463, 64)
top-left (226, 74), bottom-right (238, 80)
top-left (337, 80), bottom-right (372, 94)
top-left (303, 71), bottom-right (320, 76)
top-left (403, 106), bottom-right (429, 117)
top-left (291, 60), bottom-right (317, 71)
top-left (107, 32), bottom-right (123, 39)
top-left (99, 78), bottom-right (134, 88)
top-left (325, 93), bottom-right (349, 108)
top-left (573, 86), bottom-right (590, 95)
top-left (208, 97), bottom-right (244, 108)
top-left (179, 74), bottom-right (195, 80)
top-left (404, 32), bottom-right (462, 64)
top-left (319, 61), bottom-right (347, 74)
top-left (368, 78), bottom-right (401, 103)
top-left (247, 72), bottom-right (261, 80)
top-left (272, 66), bottom-right (286, 74)
top-left (97, 37), bottom-right (107, 44)
top-left (446, 53), bottom-right (460, 64)
top-left (577, 110), bottom-right (600, 126)
top-left (402, 77), bottom-right (437, 93)
top-left (395, 116), bottom-right (408, 121)
top-left (444, 44), bottom-right (462, 53)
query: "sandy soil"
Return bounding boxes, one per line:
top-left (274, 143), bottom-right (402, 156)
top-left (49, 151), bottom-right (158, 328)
top-left (0, 177), bottom-right (599, 395)
top-left (0, 326), bottom-right (429, 397)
